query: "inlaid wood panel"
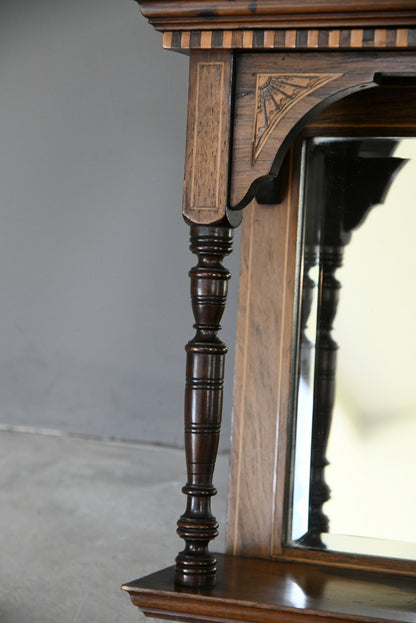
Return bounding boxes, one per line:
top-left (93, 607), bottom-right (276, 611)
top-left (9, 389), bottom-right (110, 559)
top-left (176, 224), bottom-right (233, 587)
top-left (163, 27), bottom-right (416, 51)
top-left (183, 51), bottom-right (234, 225)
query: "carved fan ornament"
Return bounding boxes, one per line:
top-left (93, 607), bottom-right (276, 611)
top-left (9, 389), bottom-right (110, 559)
top-left (253, 73), bottom-right (342, 162)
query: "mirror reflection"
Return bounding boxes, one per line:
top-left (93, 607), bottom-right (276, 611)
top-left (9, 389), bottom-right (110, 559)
top-left (290, 136), bottom-right (416, 560)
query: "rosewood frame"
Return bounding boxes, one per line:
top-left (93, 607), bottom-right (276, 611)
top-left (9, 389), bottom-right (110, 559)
top-left (227, 53), bottom-right (416, 572)
top-left (123, 2), bottom-right (416, 621)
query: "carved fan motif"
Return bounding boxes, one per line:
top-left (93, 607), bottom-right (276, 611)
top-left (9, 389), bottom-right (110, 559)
top-left (253, 73), bottom-right (342, 161)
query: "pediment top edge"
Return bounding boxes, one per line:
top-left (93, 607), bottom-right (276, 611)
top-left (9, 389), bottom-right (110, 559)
top-left (136, 1), bottom-right (416, 32)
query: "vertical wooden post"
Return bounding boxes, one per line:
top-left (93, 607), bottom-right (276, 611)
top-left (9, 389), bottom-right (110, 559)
top-left (182, 50), bottom-right (237, 227)
top-left (175, 224), bottom-right (233, 588)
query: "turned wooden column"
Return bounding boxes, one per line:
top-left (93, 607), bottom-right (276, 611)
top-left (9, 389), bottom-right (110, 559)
top-left (175, 224), bottom-right (233, 587)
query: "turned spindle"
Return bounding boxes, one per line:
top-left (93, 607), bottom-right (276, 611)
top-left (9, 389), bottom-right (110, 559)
top-left (175, 224), bottom-right (233, 588)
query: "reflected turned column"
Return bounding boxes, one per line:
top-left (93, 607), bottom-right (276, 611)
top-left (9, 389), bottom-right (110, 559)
top-left (297, 138), bottom-right (406, 548)
top-left (299, 242), bottom-right (343, 548)
top-left (175, 224), bottom-right (233, 588)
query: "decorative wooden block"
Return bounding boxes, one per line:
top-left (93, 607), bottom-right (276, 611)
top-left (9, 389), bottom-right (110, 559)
top-left (183, 51), bottom-right (237, 226)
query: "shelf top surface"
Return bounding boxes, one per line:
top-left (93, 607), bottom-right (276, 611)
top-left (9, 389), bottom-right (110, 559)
top-left (123, 554), bottom-right (416, 623)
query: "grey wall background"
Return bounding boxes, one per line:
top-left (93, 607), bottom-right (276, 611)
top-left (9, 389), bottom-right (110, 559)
top-left (0, 0), bottom-right (240, 450)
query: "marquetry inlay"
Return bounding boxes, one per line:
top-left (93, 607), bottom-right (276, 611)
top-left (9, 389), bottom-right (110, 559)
top-left (163, 28), bottom-right (416, 51)
top-left (253, 74), bottom-right (342, 161)
top-left (189, 62), bottom-right (225, 210)
top-left (182, 53), bottom-right (234, 225)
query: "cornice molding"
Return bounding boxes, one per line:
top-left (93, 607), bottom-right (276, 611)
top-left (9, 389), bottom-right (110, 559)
top-left (136, 1), bottom-right (416, 32)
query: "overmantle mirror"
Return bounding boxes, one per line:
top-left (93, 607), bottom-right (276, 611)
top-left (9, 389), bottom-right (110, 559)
top-left (123, 4), bottom-right (416, 616)
top-left (289, 134), bottom-right (416, 561)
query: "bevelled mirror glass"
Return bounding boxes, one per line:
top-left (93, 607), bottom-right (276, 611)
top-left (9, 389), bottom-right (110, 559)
top-left (288, 136), bottom-right (416, 561)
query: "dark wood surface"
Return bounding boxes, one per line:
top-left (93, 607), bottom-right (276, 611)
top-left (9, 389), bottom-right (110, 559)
top-left (226, 71), bottom-right (416, 562)
top-left (137, 1), bottom-right (416, 31)
top-left (122, 554), bottom-right (416, 623)
top-left (175, 225), bottom-right (233, 587)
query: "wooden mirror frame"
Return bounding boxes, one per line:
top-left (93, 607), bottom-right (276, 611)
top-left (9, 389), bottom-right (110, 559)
top-left (123, 3), bottom-right (416, 622)
top-left (228, 83), bottom-right (416, 572)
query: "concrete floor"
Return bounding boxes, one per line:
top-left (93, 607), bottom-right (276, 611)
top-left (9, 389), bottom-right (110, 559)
top-left (0, 430), bottom-right (229, 623)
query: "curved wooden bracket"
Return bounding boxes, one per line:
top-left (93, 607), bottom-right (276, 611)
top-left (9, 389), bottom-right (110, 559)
top-left (231, 58), bottom-right (416, 213)
top-left (230, 77), bottom-right (377, 211)
top-left (182, 50), bottom-right (242, 228)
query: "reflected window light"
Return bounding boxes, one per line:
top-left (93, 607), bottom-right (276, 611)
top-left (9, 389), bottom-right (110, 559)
top-left (291, 376), bottom-right (313, 541)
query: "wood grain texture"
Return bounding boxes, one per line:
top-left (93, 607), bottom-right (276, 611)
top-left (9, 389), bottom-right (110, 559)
top-left (136, 1), bottom-right (416, 31)
top-left (162, 27), bottom-right (416, 50)
top-left (230, 52), bottom-right (416, 211)
top-left (253, 73), bottom-right (342, 162)
top-left (226, 149), bottom-right (300, 558)
top-left (122, 553), bottom-right (416, 623)
top-left (303, 84), bottom-right (416, 131)
top-left (183, 51), bottom-right (234, 225)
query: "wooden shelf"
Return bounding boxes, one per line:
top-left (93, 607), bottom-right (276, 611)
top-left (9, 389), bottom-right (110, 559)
top-left (122, 554), bottom-right (416, 623)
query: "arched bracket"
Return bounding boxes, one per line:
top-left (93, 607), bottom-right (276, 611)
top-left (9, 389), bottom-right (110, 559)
top-left (229, 69), bottom-right (416, 213)
top-left (229, 85), bottom-right (374, 212)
